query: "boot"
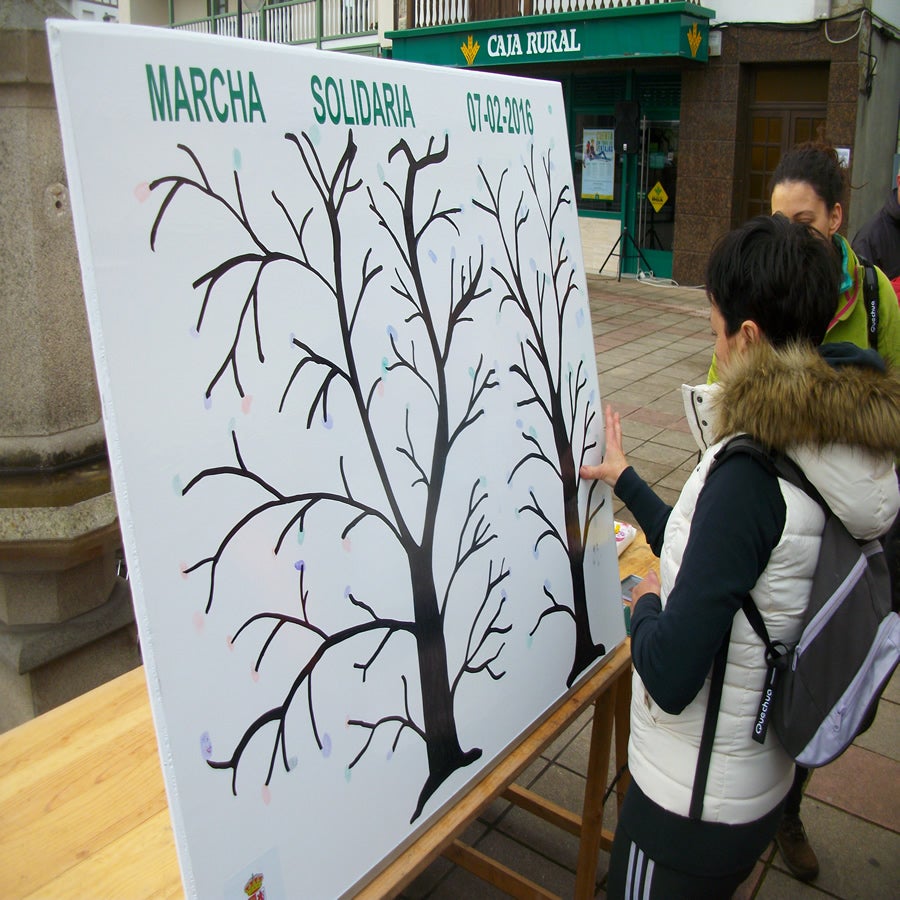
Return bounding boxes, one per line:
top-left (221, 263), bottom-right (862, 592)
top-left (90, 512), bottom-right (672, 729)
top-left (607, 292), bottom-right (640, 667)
top-left (775, 813), bottom-right (819, 881)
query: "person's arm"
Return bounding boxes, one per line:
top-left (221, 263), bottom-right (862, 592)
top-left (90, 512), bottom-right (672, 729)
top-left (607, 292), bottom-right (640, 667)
top-left (629, 453), bottom-right (786, 714)
top-left (851, 221), bottom-right (877, 269)
top-left (613, 467), bottom-right (671, 555)
top-left (875, 267), bottom-right (900, 370)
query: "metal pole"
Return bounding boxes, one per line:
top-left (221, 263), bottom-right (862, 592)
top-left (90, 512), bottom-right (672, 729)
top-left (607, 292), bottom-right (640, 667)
top-left (237, 0), bottom-right (243, 37)
top-left (638, 115), bottom-right (648, 259)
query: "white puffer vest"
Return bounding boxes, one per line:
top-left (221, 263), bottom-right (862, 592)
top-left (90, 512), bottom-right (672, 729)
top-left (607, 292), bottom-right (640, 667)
top-left (627, 438), bottom-right (824, 824)
top-left (627, 353), bottom-right (899, 824)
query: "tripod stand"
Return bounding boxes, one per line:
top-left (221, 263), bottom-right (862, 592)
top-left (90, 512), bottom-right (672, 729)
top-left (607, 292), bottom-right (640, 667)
top-left (641, 204), bottom-right (664, 251)
top-left (599, 224), bottom-right (654, 281)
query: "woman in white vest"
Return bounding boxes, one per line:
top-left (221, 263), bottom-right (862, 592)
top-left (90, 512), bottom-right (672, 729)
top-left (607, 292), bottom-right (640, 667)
top-left (582, 214), bottom-right (900, 899)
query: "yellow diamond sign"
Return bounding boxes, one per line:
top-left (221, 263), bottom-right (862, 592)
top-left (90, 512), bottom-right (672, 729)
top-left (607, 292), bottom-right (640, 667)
top-left (648, 181), bottom-right (668, 213)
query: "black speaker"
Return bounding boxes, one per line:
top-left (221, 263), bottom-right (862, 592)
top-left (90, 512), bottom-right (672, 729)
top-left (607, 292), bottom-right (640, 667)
top-left (614, 101), bottom-right (640, 154)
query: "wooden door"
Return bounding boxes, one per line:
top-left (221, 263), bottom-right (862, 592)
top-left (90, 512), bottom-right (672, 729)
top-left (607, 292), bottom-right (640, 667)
top-left (744, 107), bottom-right (827, 221)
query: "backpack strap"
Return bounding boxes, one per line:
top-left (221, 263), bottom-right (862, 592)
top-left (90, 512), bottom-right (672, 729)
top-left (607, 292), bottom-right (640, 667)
top-left (861, 261), bottom-right (880, 353)
top-left (741, 596), bottom-right (793, 746)
top-left (713, 436), bottom-right (831, 515)
top-left (689, 625), bottom-right (731, 820)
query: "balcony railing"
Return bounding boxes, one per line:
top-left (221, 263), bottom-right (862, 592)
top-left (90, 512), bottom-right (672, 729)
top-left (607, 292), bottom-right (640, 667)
top-left (171, 0), bottom-right (687, 46)
top-left (407, 0), bottom-right (687, 29)
top-left (172, 0), bottom-right (378, 46)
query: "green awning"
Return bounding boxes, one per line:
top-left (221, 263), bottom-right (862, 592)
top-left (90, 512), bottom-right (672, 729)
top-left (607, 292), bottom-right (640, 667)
top-left (387, 3), bottom-right (713, 68)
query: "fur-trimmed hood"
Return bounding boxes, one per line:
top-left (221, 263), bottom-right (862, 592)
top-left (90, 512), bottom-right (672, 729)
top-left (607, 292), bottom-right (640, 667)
top-left (682, 341), bottom-right (900, 540)
top-left (712, 341), bottom-right (900, 454)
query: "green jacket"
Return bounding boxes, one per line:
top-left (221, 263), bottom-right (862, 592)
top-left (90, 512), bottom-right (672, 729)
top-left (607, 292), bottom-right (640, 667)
top-left (707, 235), bottom-right (900, 383)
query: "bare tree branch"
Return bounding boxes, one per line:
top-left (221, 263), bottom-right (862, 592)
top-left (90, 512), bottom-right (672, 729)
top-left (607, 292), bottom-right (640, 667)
top-left (448, 354), bottom-right (499, 450)
top-left (451, 559), bottom-right (511, 696)
top-left (529, 581), bottom-right (577, 637)
top-left (209, 614), bottom-right (417, 794)
top-left (440, 479), bottom-right (498, 621)
top-left (347, 676), bottom-right (425, 769)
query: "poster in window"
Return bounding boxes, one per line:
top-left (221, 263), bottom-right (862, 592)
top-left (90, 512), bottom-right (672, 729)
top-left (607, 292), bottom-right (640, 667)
top-left (581, 128), bottom-right (614, 200)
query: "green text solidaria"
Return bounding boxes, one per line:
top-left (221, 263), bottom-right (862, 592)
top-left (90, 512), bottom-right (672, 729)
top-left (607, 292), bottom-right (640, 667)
top-left (311, 75), bottom-right (415, 128)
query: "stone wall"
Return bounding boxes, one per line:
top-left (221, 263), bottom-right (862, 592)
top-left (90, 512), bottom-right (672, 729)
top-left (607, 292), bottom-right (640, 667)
top-left (0, 0), bottom-right (139, 733)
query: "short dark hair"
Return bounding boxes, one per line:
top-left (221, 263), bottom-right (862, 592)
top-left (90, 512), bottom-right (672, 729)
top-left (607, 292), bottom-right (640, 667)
top-left (705, 214), bottom-right (839, 348)
top-left (770, 141), bottom-right (846, 211)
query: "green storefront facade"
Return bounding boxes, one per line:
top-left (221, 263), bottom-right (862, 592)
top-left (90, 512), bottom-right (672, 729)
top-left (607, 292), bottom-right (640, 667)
top-left (388, 3), bottom-right (713, 278)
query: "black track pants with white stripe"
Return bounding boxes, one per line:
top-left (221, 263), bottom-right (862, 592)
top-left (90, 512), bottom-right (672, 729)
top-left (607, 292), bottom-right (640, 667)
top-left (606, 825), bottom-right (754, 899)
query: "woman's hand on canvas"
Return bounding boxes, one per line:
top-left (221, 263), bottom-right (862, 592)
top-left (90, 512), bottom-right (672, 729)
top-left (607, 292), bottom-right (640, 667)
top-left (580, 405), bottom-right (629, 488)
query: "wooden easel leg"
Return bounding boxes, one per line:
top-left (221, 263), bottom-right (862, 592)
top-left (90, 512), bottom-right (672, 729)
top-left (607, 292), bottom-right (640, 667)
top-left (573, 684), bottom-right (617, 900)
top-left (614, 667), bottom-right (632, 810)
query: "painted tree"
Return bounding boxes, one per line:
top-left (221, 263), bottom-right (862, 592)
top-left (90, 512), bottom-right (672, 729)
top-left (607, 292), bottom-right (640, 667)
top-left (149, 131), bottom-right (511, 822)
top-left (474, 146), bottom-right (606, 687)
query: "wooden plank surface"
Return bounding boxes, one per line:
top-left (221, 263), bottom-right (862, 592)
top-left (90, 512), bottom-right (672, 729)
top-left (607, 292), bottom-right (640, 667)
top-left (0, 669), bottom-right (173, 898)
top-left (0, 532), bottom-right (657, 899)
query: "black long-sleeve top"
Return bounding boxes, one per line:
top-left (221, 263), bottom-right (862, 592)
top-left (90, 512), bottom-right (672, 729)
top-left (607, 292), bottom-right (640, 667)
top-left (615, 453), bottom-right (786, 714)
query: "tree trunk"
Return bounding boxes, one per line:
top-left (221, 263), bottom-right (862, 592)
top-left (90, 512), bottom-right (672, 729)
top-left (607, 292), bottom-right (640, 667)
top-left (552, 404), bottom-right (605, 688)
top-left (408, 544), bottom-right (481, 822)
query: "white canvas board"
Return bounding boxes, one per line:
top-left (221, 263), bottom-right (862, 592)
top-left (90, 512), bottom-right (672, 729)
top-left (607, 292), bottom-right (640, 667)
top-left (47, 21), bottom-right (625, 898)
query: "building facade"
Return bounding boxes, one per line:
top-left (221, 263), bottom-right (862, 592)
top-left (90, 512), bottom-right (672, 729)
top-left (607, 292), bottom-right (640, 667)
top-left (121, 0), bottom-right (900, 283)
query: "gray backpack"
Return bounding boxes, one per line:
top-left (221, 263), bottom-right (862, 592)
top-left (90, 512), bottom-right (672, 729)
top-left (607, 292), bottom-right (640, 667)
top-left (691, 436), bottom-right (899, 818)
top-left (715, 436), bottom-right (900, 767)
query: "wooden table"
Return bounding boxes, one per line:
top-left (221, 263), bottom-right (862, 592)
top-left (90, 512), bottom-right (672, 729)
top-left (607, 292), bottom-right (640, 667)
top-left (0, 533), bottom-right (657, 899)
